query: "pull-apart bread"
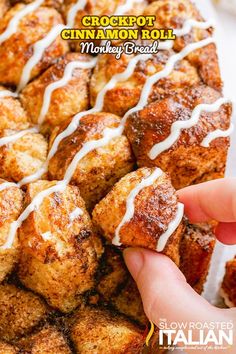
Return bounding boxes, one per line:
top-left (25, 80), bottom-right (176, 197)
top-left (0, 0), bottom-right (232, 352)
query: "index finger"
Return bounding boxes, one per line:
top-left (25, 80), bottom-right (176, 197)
top-left (177, 178), bottom-right (236, 223)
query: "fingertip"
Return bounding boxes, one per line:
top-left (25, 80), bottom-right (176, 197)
top-left (215, 222), bottom-right (236, 245)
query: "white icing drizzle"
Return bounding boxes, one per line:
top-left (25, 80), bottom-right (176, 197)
top-left (40, 231), bottom-right (64, 255)
top-left (112, 168), bottom-right (163, 246)
top-left (37, 58), bottom-right (97, 125)
top-left (156, 203), bottom-right (184, 252)
top-left (201, 123), bottom-right (234, 147)
top-left (0, 18), bottom-right (217, 249)
top-left (0, 127), bottom-right (39, 147)
top-left (41, 231), bottom-right (52, 241)
top-left (17, 52), bottom-right (153, 187)
top-left (1, 181), bottom-right (66, 249)
top-left (66, 0), bottom-right (87, 28)
top-left (17, 24), bottom-right (65, 92)
top-left (0, 90), bottom-right (18, 98)
top-left (69, 207), bottom-right (83, 222)
top-left (0, 0), bottom-right (44, 45)
top-left (121, 36), bottom-right (216, 127)
top-left (149, 97), bottom-right (231, 160)
top-left (114, 0), bottom-right (143, 15)
top-left (173, 19), bottom-right (215, 36)
top-left (0, 182), bottom-right (18, 192)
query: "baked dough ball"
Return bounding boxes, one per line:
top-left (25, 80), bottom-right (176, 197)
top-left (0, 284), bottom-right (49, 341)
top-left (220, 257), bottom-right (236, 308)
top-left (0, 129), bottom-right (48, 183)
top-left (10, 0), bottom-right (63, 11)
top-left (18, 180), bottom-right (103, 313)
top-left (0, 0), bottom-right (9, 19)
top-left (0, 341), bottom-right (18, 354)
top-left (90, 49), bottom-right (200, 117)
top-left (93, 167), bottom-right (184, 265)
top-left (48, 113), bottom-right (134, 211)
top-left (68, 305), bottom-right (145, 353)
top-left (0, 180), bottom-right (23, 282)
top-left (20, 53), bottom-right (93, 134)
top-left (0, 86), bottom-right (29, 130)
top-left (17, 326), bottom-right (72, 354)
top-left (125, 85), bottom-right (232, 190)
top-left (143, 0), bottom-right (222, 91)
top-left (0, 4), bottom-right (68, 88)
top-left (96, 246), bottom-right (129, 302)
top-left (180, 222), bottom-right (215, 294)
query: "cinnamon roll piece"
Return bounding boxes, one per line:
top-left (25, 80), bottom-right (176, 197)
top-left (92, 167), bottom-right (184, 265)
top-left (125, 85), bottom-right (232, 190)
top-left (18, 181), bottom-right (103, 312)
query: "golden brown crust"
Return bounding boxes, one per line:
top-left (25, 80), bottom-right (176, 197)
top-left (143, 0), bottom-right (222, 91)
top-left (180, 222), bottom-right (216, 294)
top-left (0, 0), bottom-right (9, 19)
top-left (221, 257), bottom-right (236, 307)
top-left (68, 305), bottom-right (145, 354)
top-left (90, 49), bottom-right (201, 117)
top-left (10, 0), bottom-right (63, 11)
top-left (0, 86), bottom-right (29, 130)
top-left (96, 245), bottom-right (129, 301)
top-left (0, 284), bottom-right (49, 342)
top-left (125, 85), bottom-right (231, 190)
top-left (111, 278), bottom-right (148, 327)
top-left (0, 179), bottom-right (24, 282)
top-left (18, 180), bottom-right (103, 313)
top-left (20, 53), bottom-right (93, 134)
top-left (17, 326), bottom-right (72, 354)
top-left (48, 113), bottom-right (134, 211)
top-left (0, 341), bottom-right (18, 354)
top-left (93, 167), bottom-right (184, 265)
top-left (0, 4), bottom-right (68, 87)
top-left (0, 129), bottom-right (48, 183)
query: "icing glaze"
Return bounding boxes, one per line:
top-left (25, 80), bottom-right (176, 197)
top-left (156, 202), bottom-right (184, 252)
top-left (0, 127), bottom-right (39, 147)
top-left (149, 97), bottom-right (231, 159)
top-left (0, 0), bottom-right (44, 44)
top-left (201, 123), bottom-right (234, 147)
top-left (112, 168), bottom-right (163, 246)
top-left (37, 58), bottom-right (97, 124)
top-left (17, 24), bottom-right (65, 92)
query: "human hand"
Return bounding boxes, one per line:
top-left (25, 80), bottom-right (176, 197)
top-left (123, 178), bottom-right (236, 353)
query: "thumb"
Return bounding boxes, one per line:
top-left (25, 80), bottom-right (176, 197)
top-left (123, 248), bottom-right (235, 352)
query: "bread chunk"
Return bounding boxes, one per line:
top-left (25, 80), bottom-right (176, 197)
top-left (0, 284), bottom-right (49, 341)
top-left (68, 305), bottom-right (145, 354)
top-left (0, 5), bottom-right (68, 87)
top-left (18, 181), bottom-right (103, 312)
top-left (90, 49), bottom-right (200, 117)
top-left (20, 53), bottom-right (93, 134)
top-left (0, 129), bottom-right (48, 183)
top-left (143, 0), bottom-right (222, 91)
top-left (0, 341), bottom-right (18, 354)
top-left (0, 86), bottom-right (29, 130)
top-left (125, 85), bottom-right (232, 189)
top-left (93, 167), bottom-right (184, 265)
top-left (48, 113), bottom-right (134, 211)
top-left (0, 180), bottom-right (23, 282)
top-left (17, 325), bottom-right (72, 354)
top-left (220, 257), bottom-right (236, 308)
top-left (180, 222), bottom-right (216, 294)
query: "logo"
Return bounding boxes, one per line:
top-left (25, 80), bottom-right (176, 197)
top-left (146, 319), bottom-right (234, 351)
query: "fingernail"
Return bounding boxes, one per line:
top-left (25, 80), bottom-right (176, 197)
top-left (123, 248), bottom-right (144, 281)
